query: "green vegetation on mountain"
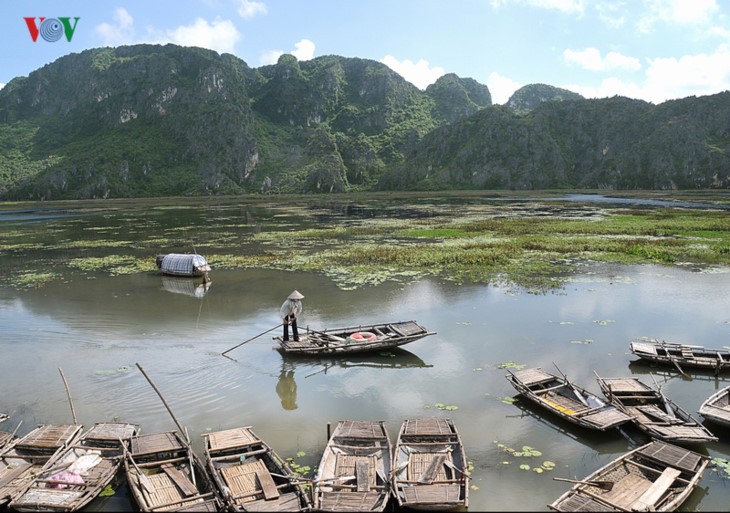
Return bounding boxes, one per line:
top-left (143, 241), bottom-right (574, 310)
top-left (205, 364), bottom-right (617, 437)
top-left (0, 44), bottom-right (728, 200)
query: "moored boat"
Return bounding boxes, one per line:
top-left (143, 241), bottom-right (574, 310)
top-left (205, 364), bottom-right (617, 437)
top-left (123, 430), bottom-right (223, 512)
top-left (698, 384), bottom-right (730, 429)
top-left (506, 367), bottom-right (633, 431)
top-left (155, 253), bottom-right (211, 281)
top-left (0, 424), bottom-right (84, 508)
top-left (629, 339), bottom-right (730, 374)
top-left (391, 418), bottom-right (469, 511)
top-left (202, 425), bottom-right (311, 511)
top-left (313, 420), bottom-right (392, 512)
top-left (595, 373), bottom-right (717, 445)
top-left (9, 422), bottom-right (140, 512)
top-left (275, 321), bottom-right (435, 356)
top-left (549, 440), bottom-right (709, 511)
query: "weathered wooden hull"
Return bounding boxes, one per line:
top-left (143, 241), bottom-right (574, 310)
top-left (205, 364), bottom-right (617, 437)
top-left (630, 340), bottom-right (730, 372)
top-left (202, 426), bottom-right (311, 512)
top-left (391, 418), bottom-right (469, 511)
top-left (549, 440), bottom-right (709, 512)
top-left (313, 420), bottom-right (392, 512)
top-left (698, 385), bottom-right (730, 428)
top-left (275, 321), bottom-right (435, 356)
top-left (123, 431), bottom-right (223, 512)
top-left (596, 375), bottom-right (717, 444)
top-left (506, 368), bottom-right (633, 431)
top-left (0, 424), bottom-right (84, 508)
top-left (10, 422), bottom-right (140, 512)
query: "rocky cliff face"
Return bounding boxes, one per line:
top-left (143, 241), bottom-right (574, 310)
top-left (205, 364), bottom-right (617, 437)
top-left (0, 44), bottom-right (728, 200)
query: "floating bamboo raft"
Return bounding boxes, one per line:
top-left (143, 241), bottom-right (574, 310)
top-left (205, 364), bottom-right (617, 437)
top-left (0, 424), bottom-right (84, 508)
top-left (549, 440), bottom-right (709, 511)
top-left (391, 418), bottom-right (470, 511)
top-left (596, 375), bottom-right (717, 444)
top-left (313, 420), bottom-right (392, 512)
top-left (507, 367), bottom-right (633, 431)
top-left (10, 422), bottom-right (140, 512)
top-left (202, 425), bottom-right (311, 512)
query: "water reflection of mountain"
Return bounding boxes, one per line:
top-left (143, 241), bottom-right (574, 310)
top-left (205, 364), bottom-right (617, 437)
top-left (275, 348), bottom-right (431, 411)
top-left (161, 276), bottom-right (211, 298)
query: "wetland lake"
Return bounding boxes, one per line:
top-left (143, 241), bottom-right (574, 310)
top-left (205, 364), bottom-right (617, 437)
top-left (1, 192), bottom-right (730, 511)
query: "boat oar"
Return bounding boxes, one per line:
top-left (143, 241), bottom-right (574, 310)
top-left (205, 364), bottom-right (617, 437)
top-left (552, 362), bottom-right (589, 407)
top-left (553, 477), bottom-right (614, 491)
top-left (221, 323), bottom-right (283, 358)
top-left (120, 437), bottom-right (153, 494)
top-left (659, 340), bottom-right (690, 378)
top-left (58, 368), bottom-right (78, 425)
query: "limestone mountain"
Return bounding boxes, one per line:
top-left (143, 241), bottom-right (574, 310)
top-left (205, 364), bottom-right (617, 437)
top-left (506, 83), bottom-right (584, 113)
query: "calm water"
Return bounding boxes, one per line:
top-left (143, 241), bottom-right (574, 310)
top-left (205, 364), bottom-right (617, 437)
top-left (1, 196), bottom-right (730, 511)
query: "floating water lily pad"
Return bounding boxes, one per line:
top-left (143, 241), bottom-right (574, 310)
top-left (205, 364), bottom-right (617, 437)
top-left (99, 484), bottom-right (115, 497)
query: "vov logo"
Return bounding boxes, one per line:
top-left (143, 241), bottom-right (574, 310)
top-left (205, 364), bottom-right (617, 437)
top-left (24, 17), bottom-right (80, 42)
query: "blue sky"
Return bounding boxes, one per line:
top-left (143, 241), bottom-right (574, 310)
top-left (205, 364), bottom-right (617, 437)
top-left (3, 0), bottom-right (730, 104)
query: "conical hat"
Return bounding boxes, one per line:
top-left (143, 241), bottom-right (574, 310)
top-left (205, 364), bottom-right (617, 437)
top-left (288, 290), bottom-right (304, 299)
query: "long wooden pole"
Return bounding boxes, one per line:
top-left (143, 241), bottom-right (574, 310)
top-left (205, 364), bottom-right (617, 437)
top-left (221, 323), bottom-right (283, 356)
top-left (135, 363), bottom-right (188, 438)
top-left (58, 368), bottom-right (78, 425)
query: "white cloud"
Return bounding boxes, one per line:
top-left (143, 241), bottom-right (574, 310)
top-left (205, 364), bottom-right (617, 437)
top-left (566, 45), bottom-right (730, 103)
top-left (95, 8), bottom-right (135, 46)
top-left (258, 39), bottom-right (316, 66)
top-left (486, 72), bottom-right (523, 104)
top-left (380, 56), bottom-right (445, 90)
top-left (291, 39), bottom-right (315, 61)
top-left (236, 0), bottom-right (267, 19)
top-left (0, 83), bottom-right (5, 90)
top-left (95, 9), bottom-right (240, 54)
top-left (163, 18), bottom-right (240, 54)
top-left (490, 0), bottom-right (585, 15)
top-left (638, 0), bottom-right (719, 32)
top-left (563, 47), bottom-right (641, 71)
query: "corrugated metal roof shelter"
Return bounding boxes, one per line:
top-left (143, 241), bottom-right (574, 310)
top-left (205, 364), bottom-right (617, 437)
top-left (155, 253), bottom-right (211, 281)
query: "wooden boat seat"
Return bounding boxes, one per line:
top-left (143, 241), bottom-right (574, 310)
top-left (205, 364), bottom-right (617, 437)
top-left (403, 418), bottom-right (453, 436)
top-left (318, 491), bottom-right (382, 511)
top-left (512, 368), bottom-right (555, 387)
top-left (221, 459), bottom-right (280, 503)
top-left (402, 483), bottom-right (461, 505)
top-left (206, 427), bottom-right (257, 452)
top-left (637, 441), bottom-right (702, 472)
top-left (636, 405), bottom-right (683, 424)
top-left (355, 460), bottom-right (370, 492)
top-left (631, 467), bottom-right (681, 512)
top-left (161, 463), bottom-right (197, 496)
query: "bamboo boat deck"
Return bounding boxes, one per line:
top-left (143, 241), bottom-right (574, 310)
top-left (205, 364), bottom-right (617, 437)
top-left (549, 441), bottom-right (709, 512)
top-left (392, 418), bottom-right (469, 510)
top-left (203, 426), bottom-right (310, 512)
top-left (315, 420), bottom-right (391, 512)
top-left (508, 368), bottom-right (632, 431)
top-left (597, 376), bottom-right (717, 444)
top-left (0, 424), bottom-right (83, 507)
top-left (10, 422), bottom-right (140, 512)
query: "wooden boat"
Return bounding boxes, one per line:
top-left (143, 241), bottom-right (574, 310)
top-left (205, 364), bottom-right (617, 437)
top-left (9, 422), bottom-right (140, 512)
top-left (275, 320), bottom-right (435, 356)
top-left (0, 415), bottom-right (21, 453)
top-left (505, 367), bottom-right (633, 431)
top-left (595, 374), bottom-right (718, 444)
top-left (313, 420), bottom-right (392, 512)
top-left (698, 384), bottom-right (730, 428)
top-left (155, 253), bottom-right (211, 281)
top-left (629, 339), bottom-right (730, 374)
top-left (123, 430), bottom-right (223, 512)
top-left (391, 418), bottom-right (470, 511)
top-left (0, 424), bottom-right (84, 508)
top-left (549, 440), bottom-right (709, 511)
top-left (201, 425), bottom-right (311, 511)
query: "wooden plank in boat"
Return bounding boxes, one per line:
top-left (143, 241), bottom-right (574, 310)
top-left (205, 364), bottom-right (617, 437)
top-left (404, 418), bottom-right (453, 436)
top-left (15, 425), bottom-right (79, 450)
top-left (337, 420), bottom-right (384, 439)
top-left (599, 473), bottom-right (652, 509)
top-left (556, 493), bottom-right (616, 512)
top-left (161, 463), bottom-right (198, 496)
top-left (512, 368), bottom-right (555, 387)
top-left (636, 405), bottom-right (683, 424)
top-left (131, 432), bottom-right (184, 456)
top-left (83, 423), bottom-right (138, 442)
top-left (255, 467), bottom-right (280, 500)
top-left (355, 460), bottom-right (370, 492)
top-left (601, 378), bottom-right (652, 394)
top-left (631, 467), bottom-right (681, 512)
top-left (391, 321), bottom-right (424, 336)
top-left (418, 454), bottom-right (447, 484)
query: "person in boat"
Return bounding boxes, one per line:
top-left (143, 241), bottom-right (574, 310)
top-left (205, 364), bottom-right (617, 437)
top-left (280, 290), bottom-right (304, 341)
